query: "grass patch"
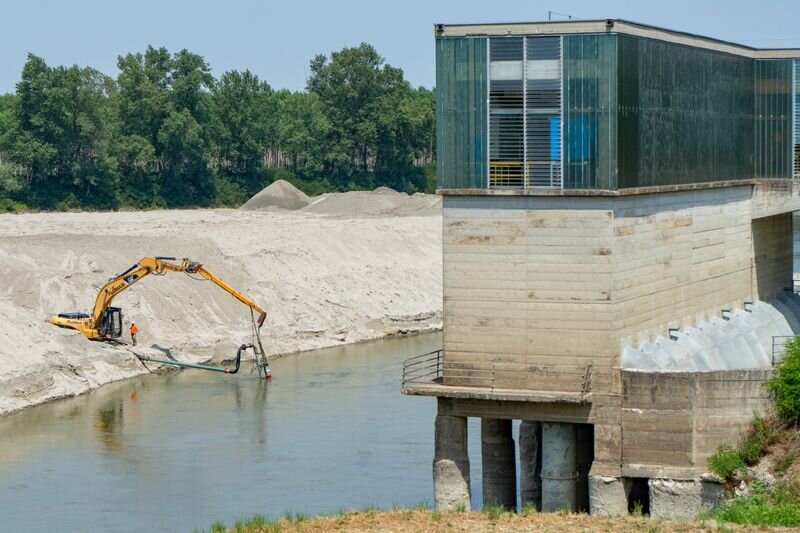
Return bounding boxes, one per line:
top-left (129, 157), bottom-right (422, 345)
top-left (708, 444), bottom-right (746, 480)
top-left (775, 451), bottom-right (796, 474)
top-left (520, 502), bottom-right (537, 516)
top-left (738, 414), bottom-right (779, 465)
top-left (482, 503), bottom-right (508, 521)
top-left (710, 490), bottom-right (800, 527)
top-left (208, 521), bottom-right (226, 533)
top-left (452, 503), bottom-right (467, 513)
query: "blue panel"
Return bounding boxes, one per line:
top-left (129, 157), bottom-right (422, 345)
top-left (549, 117), bottom-right (561, 161)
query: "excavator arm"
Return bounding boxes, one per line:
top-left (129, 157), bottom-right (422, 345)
top-left (188, 263), bottom-right (267, 328)
top-left (50, 256), bottom-right (267, 340)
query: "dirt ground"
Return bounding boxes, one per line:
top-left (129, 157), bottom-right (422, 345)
top-left (221, 509), bottom-right (781, 532)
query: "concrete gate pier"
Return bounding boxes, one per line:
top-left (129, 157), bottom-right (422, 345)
top-left (481, 418), bottom-right (516, 509)
top-left (432, 414), bottom-right (471, 511)
top-left (541, 422), bottom-right (578, 512)
top-left (519, 420), bottom-right (542, 510)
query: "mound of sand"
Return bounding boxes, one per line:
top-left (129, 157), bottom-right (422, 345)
top-left (302, 190), bottom-right (441, 218)
top-left (0, 207), bottom-right (442, 415)
top-left (241, 179), bottom-right (309, 211)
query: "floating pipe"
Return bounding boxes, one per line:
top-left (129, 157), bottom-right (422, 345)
top-left (136, 343), bottom-right (247, 374)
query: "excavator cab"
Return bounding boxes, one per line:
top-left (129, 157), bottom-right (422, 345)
top-left (97, 307), bottom-right (123, 339)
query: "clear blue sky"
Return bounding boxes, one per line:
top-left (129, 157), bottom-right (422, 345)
top-left (2, 0), bottom-right (799, 94)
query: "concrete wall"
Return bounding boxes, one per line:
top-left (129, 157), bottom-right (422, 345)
top-left (620, 369), bottom-right (771, 478)
top-left (443, 185), bottom-right (795, 396)
top-left (443, 199), bottom-right (613, 393)
top-left (753, 213), bottom-right (793, 301)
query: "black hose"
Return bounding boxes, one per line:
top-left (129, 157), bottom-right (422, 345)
top-left (225, 343), bottom-right (251, 374)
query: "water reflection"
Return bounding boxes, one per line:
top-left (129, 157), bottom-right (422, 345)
top-left (94, 398), bottom-right (125, 452)
top-left (0, 334), bottom-right (443, 533)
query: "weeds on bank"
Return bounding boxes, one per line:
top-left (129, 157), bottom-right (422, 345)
top-left (709, 481), bottom-right (800, 527)
top-left (520, 502), bottom-right (537, 516)
top-left (707, 413), bottom-right (782, 481)
top-left (482, 503), bottom-right (509, 521)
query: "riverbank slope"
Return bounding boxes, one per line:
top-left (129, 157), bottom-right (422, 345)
top-left (0, 204), bottom-right (441, 415)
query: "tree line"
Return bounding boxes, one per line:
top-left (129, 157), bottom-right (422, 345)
top-left (0, 43), bottom-right (435, 211)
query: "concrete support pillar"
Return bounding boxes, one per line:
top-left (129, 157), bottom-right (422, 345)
top-left (481, 418), bottom-right (517, 510)
top-left (649, 479), bottom-right (702, 519)
top-left (541, 422), bottom-right (577, 512)
top-left (519, 420), bottom-right (542, 510)
top-left (588, 474), bottom-right (628, 516)
top-left (433, 414), bottom-right (471, 511)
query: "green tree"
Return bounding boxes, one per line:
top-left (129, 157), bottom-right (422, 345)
top-left (210, 70), bottom-right (277, 192)
top-left (308, 43), bottom-right (406, 184)
top-left (158, 109), bottom-right (212, 205)
top-left (275, 90), bottom-right (329, 175)
top-left (10, 54), bottom-right (117, 207)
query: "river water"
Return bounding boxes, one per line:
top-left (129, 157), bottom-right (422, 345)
top-left (0, 333), bottom-right (486, 532)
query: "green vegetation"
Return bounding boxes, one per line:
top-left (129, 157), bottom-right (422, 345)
top-left (704, 338), bottom-right (800, 528)
top-left (0, 44), bottom-right (435, 211)
top-left (708, 444), bottom-right (746, 480)
top-left (767, 337), bottom-right (800, 425)
top-left (708, 413), bottom-right (781, 481)
top-left (710, 481), bottom-right (800, 527)
top-left (482, 503), bottom-right (508, 521)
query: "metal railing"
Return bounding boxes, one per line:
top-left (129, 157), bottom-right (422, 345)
top-left (402, 350), bottom-right (592, 400)
top-left (772, 336), bottom-right (795, 365)
top-left (401, 349), bottom-right (442, 387)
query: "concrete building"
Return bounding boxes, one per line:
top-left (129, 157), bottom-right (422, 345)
top-left (402, 20), bottom-right (800, 517)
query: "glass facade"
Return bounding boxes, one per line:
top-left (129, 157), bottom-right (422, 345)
top-left (436, 32), bottom-right (798, 190)
top-left (617, 35), bottom-right (756, 187)
top-left (795, 60), bottom-right (800, 178)
top-left (755, 59), bottom-right (793, 179)
top-left (563, 34), bottom-right (617, 189)
top-left (435, 37), bottom-right (488, 189)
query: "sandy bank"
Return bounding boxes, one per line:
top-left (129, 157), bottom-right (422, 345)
top-left (0, 206), bottom-right (442, 416)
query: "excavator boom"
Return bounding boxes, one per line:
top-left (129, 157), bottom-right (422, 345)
top-left (50, 256), bottom-right (267, 340)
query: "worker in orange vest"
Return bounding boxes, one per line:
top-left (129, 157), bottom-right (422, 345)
top-left (130, 322), bottom-right (139, 346)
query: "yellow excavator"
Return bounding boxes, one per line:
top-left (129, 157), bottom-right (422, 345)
top-left (50, 256), bottom-right (270, 378)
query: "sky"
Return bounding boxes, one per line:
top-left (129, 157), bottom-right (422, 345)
top-left (2, 0), bottom-right (800, 94)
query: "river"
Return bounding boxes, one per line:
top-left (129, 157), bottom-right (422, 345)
top-left (0, 333), bottom-right (488, 532)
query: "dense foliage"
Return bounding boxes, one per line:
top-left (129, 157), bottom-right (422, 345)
top-left (768, 337), bottom-right (800, 425)
top-left (0, 44), bottom-right (435, 211)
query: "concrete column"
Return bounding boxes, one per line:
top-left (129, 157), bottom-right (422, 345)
top-left (519, 420), bottom-right (542, 510)
top-left (433, 414), bottom-right (471, 511)
top-left (649, 479), bottom-right (702, 519)
top-left (588, 474), bottom-right (628, 516)
top-left (481, 418), bottom-right (516, 510)
top-left (541, 422), bottom-right (577, 512)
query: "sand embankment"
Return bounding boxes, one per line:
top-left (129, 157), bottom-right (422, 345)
top-left (0, 199), bottom-right (442, 416)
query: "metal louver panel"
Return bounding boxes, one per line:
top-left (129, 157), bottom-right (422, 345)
top-left (527, 36), bottom-right (562, 188)
top-left (489, 37), bottom-right (524, 188)
top-left (795, 59), bottom-right (800, 179)
top-left (488, 36), bottom-right (562, 189)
